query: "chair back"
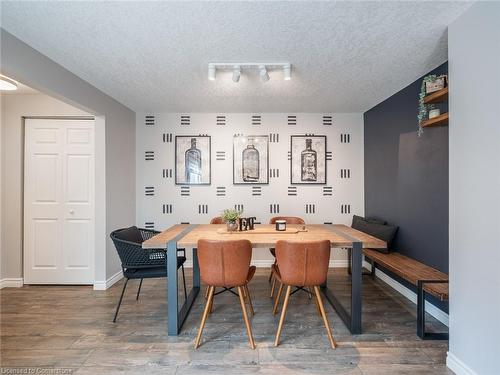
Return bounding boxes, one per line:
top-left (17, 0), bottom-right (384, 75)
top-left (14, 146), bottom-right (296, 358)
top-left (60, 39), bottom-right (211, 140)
top-left (269, 216), bottom-right (305, 225)
top-left (210, 216), bottom-right (224, 224)
top-left (110, 227), bottom-right (164, 269)
top-left (198, 239), bottom-right (252, 287)
top-left (275, 240), bottom-right (331, 286)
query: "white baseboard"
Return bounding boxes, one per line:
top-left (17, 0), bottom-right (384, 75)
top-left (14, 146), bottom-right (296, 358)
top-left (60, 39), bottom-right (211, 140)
top-left (446, 352), bottom-right (477, 375)
top-left (93, 270), bottom-right (123, 290)
top-left (0, 278), bottom-right (24, 289)
top-left (363, 260), bottom-right (449, 326)
top-left (183, 259), bottom-right (349, 268)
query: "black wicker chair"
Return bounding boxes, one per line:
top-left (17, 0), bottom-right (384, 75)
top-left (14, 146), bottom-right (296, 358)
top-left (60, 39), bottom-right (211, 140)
top-left (110, 226), bottom-right (187, 322)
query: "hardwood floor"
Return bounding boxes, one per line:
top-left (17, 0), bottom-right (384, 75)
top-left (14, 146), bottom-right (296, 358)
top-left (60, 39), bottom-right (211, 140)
top-left (0, 268), bottom-right (451, 374)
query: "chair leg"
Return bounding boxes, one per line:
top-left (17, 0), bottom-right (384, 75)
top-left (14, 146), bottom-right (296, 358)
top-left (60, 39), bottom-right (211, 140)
top-left (244, 284), bottom-right (255, 316)
top-left (269, 268), bottom-right (274, 283)
top-left (195, 286), bottom-right (214, 349)
top-left (237, 286), bottom-right (256, 349)
top-left (307, 286), bottom-right (312, 300)
top-left (270, 276), bottom-right (276, 298)
top-left (136, 279), bottom-right (143, 301)
top-left (272, 282), bottom-right (283, 315)
top-left (208, 288), bottom-right (215, 314)
top-left (314, 286), bottom-right (336, 349)
top-left (274, 285), bottom-right (292, 346)
top-left (113, 278), bottom-right (129, 323)
top-left (181, 264), bottom-right (188, 301)
top-left (312, 287), bottom-right (321, 316)
top-left (205, 285), bottom-right (209, 299)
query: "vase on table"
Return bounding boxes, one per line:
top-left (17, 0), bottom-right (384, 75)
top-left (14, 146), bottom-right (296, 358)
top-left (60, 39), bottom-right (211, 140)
top-left (226, 221), bottom-right (238, 232)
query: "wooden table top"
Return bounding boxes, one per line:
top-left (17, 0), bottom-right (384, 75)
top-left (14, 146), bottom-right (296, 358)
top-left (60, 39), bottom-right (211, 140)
top-left (142, 224), bottom-right (387, 249)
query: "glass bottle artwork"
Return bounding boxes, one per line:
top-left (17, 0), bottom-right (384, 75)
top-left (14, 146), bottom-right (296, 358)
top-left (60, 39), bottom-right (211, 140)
top-left (185, 138), bottom-right (202, 183)
top-left (301, 138), bottom-right (317, 181)
top-left (242, 138), bottom-right (260, 182)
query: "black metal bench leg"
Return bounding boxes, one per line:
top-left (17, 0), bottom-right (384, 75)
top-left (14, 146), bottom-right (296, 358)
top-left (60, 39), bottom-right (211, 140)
top-left (136, 278), bottom-right (143, 300)
top-left (113, 278), bottom-right (129, 323)
top-left (182, 264), bottom-right (188, 302)
top-left (417, 280), bottom-right (425, 338)
top-left (371, 261), bottom-right (376, 280)
top-left (417, 280), bottom-right (449, 340)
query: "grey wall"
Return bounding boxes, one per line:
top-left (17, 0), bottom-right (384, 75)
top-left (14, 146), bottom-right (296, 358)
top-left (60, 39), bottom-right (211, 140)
top-left (364, 62), bottom-right (449, 310)
top-left (0, 29), bottom-right (136, 283)
top-left (448, 2), bottom-right (500, 374)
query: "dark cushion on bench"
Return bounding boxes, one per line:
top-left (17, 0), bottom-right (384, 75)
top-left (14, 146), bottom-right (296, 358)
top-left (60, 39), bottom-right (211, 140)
top-left (352, 216), bottom-right (398, 253)
top-left (115, 226), bottom-right (144, 244)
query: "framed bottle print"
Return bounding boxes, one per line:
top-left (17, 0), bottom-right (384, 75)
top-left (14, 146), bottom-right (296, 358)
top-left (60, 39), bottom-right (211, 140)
top-left (175, 135), bottom-right (211, 185)
top-left (233, 135), bottom-right (269, 184)
top-left (290, 135), bottom-right (327, 184)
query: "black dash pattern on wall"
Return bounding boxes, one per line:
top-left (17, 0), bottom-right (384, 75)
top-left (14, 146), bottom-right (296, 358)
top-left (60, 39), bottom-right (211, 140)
top-left (180, 221), bottom-right (190, 224)
top-left (180, 186), bottom-right (190, 196)
top-left (145, 151), bottom-right (154, 161)
top-left (323, 186), bottom-right (333, 196)
top-left (326, 151), bottom-right (333, 161)
top-left (145, 186), bottom-right (154, 196)
top-left (270, 133), bottom-right (279, 143)
top-left (163, 204), bottom-right (173, 214)
top-left (305, 204), bottom-right (316, 214)
top-left (180, 115), bottom-right (190, 126)
top-left (145, 222), bottom-right (155, 229)
top-left (145, 115), bottom-right (155, 126)
top-left (216, 186), bottom-right (226, 196)
top-left (216, 151), bottom-right (226, 161)
top-left (323, 115), bottom-right (333, 126)
top-left (341, 169), bottom-right (351, 178)
top-left (234, 204), bottom-right (244, 212)
top-left (287, 151), bottom-right (291, 161)
top-left (216, 115), bottom-right (226, 126)
top-left (198, 204), bottom-right (208, 214)
top-left (163, 133), bottom-right (173, 143)
top-left (270, 168), bottom-right (279, 178)
top-left (324, 222), bottom-right (333, 225)
top-left (287, 115), bottom-right (297, 126)
top-left (341, 204), bottom-right (351, 214)
top-left (251, 115), bottom-right (261, 125)
top-left (270, 204), bottom-right (280, 214)
top-left (287, 186), bottom-right (297, 196)
top-left (163, 168), bottom-right (173, 178)
top-left (252, 186), bottom-right (262, 196)
top-left (341, 133), bottom-right (351, 143)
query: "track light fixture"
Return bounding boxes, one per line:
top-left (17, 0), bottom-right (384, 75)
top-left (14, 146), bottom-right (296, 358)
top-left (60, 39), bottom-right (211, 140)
top-left (232, 65), bottom-right (241, 83)
top-left (259, 65), bottom-right (270, 82)
top-left (208, 64), bottom-right (216, 81)
top-left (283, 64), bottom-right (291, 81)
top-left (207, 62), bottom-right (291, 83)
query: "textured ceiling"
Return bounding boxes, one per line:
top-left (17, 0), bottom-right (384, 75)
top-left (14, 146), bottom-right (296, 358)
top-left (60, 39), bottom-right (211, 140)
top-left (0, 1), bottom-right (472, 113)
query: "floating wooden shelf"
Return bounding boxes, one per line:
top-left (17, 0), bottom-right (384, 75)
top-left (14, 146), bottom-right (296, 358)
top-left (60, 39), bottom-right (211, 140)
top-left (421, 112), bottom-right (449, 128)
top-left (424, 87), bottom-right (448, 104)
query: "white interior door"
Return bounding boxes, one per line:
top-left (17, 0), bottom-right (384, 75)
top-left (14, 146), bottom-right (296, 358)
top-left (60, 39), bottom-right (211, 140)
top-left (24, 118), bottom-right (95, 284)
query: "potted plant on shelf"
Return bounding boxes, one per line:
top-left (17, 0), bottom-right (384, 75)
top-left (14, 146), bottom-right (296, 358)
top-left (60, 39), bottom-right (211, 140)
top-left (221, 208), bottom-right (242, 232)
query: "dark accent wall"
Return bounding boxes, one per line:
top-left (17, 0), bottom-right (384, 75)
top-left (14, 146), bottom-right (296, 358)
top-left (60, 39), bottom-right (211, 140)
top-left (364, 62), bottom-right (448, 311)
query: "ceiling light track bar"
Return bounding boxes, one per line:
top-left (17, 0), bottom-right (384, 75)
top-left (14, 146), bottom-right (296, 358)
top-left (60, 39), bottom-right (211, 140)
top-left (208, 62), bottom-right (291, 82)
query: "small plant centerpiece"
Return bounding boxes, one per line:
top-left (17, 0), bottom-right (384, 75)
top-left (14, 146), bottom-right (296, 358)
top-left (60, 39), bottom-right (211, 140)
top-left (221, 208), bottom-right (242, 232)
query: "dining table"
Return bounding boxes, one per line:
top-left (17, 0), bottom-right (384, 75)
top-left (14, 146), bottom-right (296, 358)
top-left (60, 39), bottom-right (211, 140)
top-left (142, 223), bottom-right (386, 336)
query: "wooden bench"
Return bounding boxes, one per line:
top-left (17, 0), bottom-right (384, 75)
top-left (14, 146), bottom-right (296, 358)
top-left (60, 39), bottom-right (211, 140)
top-left (363, 248), bottom-right (449, 340)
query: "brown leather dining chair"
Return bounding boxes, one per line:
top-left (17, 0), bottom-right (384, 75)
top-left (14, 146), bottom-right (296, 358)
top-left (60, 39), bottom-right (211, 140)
top-left (195, 239), bottom-right (256, 349)
top-left (268, 216), bottom-right (305, 296)
top-left (273, 240), bottom-right (336, 349)
top-left (210, 216), bottom-right (224, 224)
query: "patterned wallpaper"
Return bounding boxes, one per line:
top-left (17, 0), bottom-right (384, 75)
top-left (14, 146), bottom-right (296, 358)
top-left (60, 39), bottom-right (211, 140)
top-left (136, 113), bottom-right (364, 265)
